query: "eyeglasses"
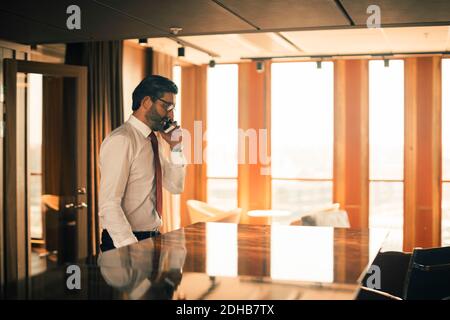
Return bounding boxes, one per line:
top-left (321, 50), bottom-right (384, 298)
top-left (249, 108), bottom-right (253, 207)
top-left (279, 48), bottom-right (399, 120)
top-left (156, 97), bottom-right (175, 112)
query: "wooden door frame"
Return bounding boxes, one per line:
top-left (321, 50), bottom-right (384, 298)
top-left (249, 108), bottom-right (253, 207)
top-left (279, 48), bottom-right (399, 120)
top-left (2, 59), bottom-right (87, 295)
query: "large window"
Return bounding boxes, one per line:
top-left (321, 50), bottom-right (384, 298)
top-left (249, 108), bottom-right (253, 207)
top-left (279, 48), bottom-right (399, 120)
top-left (206, 64), bottom-right (238, 209)
top-left (369, 60), bottom-right (404, 249)
top-left (442, 59), bottom-right (450, 246)
top-left (27, 73), bottom-right (43, 239)
top-left (271, 62), bottom-right (334, 223)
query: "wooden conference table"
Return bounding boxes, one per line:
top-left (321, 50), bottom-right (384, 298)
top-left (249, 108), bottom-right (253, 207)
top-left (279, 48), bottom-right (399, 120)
top-left (25, 222), bottom-right (387, 300)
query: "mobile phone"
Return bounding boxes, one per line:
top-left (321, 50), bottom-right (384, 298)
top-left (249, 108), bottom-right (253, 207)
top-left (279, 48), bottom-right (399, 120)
top-left (161, 117), bottom-right (178, 134)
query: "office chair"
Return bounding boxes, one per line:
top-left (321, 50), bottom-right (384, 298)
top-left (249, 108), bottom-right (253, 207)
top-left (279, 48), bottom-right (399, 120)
top-left (186, 200), bottom-right (242, 225)
top-left (360, 250), bottom-right (412, 298)
top-left (290, 203), bottom-right (350, 228)
top-left (403, 246), bottom-right (450, 300)
top-left (359, 246), bottom-right (450, 300)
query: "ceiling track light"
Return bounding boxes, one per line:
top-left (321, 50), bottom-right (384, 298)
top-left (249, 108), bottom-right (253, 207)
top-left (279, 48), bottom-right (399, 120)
top-left (384, 58), bottom-right (390, 67)
top-left (168, 37), bottom-right (219, 58)
top-left (256, 60), bottom-right (265, 73)
top-left (138, 38), bottom-right (147, 46)
top-left (316, 60), bottom-right (322, 69)
top-left (178, 46), bottom-right (185, 57)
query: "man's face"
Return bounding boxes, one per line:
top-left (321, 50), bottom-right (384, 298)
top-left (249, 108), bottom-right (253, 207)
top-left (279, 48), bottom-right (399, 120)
top-left (145, 92), bottom-right (175, 131)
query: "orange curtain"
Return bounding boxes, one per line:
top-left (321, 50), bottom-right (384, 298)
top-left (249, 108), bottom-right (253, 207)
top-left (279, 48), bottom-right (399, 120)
top-left (237, 61), bottom-right (272, 223)
top-left (179, 65), bottom-right (208, 227)
top-left (404, 56), bottom-right (442, 251)
top-left (333, 59), bottom-right (369, 229)
top-left (65, 41), bottom-right (124, 255)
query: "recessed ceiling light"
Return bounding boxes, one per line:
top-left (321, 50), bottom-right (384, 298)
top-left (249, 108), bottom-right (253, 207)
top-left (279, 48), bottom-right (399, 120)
top-left (170, 27), bottom-right (183, 35)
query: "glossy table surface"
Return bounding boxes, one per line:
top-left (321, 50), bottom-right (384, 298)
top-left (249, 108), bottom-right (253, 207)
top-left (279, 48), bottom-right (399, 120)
top-left (26, 222), bottom-right (388, 300)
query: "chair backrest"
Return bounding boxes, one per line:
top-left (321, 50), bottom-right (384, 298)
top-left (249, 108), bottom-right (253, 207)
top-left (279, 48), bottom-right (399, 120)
top-left (403, 246), bottom-right (450, 300)
top-left (361, 251), bottom-right (412, 298)
top-left (186, 200), bottom-right (241, 225)
top-left (301, 209), bottom-right (350, 228)
top-left (305, 203), bottom-right (341, 215)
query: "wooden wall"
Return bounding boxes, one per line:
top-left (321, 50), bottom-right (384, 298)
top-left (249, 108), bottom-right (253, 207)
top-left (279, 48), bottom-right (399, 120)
top-left (122, 40), bottom-right (151, 120)
top-left (180, 65), bottom-right (208, 227)
top-left (333, 60), bottom-right (369, 229)
top-left (404, 57), bottom-right (442, 251)
top-left (237, 61), bottom-right (272, 223)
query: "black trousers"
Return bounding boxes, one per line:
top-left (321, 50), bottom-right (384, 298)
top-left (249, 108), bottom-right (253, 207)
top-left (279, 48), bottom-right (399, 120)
top-left (100, 229), bottom-right (160, 252)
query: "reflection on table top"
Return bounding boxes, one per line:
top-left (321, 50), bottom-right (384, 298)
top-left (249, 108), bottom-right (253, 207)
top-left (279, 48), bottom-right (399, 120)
top-left (28, 222), bottom-right (388, 300)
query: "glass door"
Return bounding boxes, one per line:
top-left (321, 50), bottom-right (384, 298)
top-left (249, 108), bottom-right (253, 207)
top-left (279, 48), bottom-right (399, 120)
top-left (3, 59), bottom-right (88, 297)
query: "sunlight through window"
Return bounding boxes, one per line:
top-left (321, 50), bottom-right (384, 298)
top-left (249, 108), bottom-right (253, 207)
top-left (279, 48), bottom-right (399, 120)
top-left (271, 62), bottom-right (334, 223)
top-left (369, 60), bottom-right (404, 250)
top-left (206, 64), bottom-right (238, 210)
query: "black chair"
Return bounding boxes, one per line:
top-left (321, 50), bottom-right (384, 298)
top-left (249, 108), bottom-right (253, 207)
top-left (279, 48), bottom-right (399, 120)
top-left (359, 251), bottom-right (412, 299)
top-left (403, 246), bottom-right (450, 300)
top-left (358, 246), bottom-right (450, 300)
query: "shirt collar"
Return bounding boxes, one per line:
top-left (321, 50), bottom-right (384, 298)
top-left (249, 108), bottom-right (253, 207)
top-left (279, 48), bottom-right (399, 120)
top-left (128, 115), bottom-right (152, 137)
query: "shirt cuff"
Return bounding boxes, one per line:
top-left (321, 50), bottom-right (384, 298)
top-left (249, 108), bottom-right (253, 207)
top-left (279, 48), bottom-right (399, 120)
top-left (114, 235), bottom-right (138, 248)
top-left (169, 148), bottom-right (187, 167)
top-left (171, 143), bottom-right (183, 152)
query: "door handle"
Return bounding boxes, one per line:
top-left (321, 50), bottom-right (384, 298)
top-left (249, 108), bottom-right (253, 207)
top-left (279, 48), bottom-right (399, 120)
top-left (65, 202), bottom-right (88, 209)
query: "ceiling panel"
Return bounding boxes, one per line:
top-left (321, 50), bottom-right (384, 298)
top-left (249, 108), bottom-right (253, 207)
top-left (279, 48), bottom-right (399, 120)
top-left (146, 26), bottom-right (450, 65)
top-left (341, 0), bottom-right (450, 26)
top-left (217, 0), bottom-right (350, 29)
top-left (0, 0), bottom-right (167, 44)
top-left (281, 28), bottom-right (390, 56)
top-left (382, 26), bottom-right (450, 52)
top-left (2, 0), bottom-right (450, 47)
top-left (179, 33), bottom-right (302, 62)
top-left (282, 26), bottom-right (450, 56)
top-left (97, 0), bottom-right (256, 36)
top-left (0, 10), bottom-right (89, 44)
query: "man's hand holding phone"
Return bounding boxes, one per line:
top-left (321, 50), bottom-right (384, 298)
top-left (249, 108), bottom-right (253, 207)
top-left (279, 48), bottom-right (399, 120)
top-left (160, 125), bottom-right (183, 151)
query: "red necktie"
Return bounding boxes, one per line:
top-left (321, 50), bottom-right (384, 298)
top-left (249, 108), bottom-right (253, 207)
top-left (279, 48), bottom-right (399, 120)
top-left (149, 131), bottom-right (163, 218)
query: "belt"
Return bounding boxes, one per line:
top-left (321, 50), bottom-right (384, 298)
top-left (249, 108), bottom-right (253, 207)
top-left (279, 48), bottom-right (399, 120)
top-left (100, 229), bottom-right (160, 252)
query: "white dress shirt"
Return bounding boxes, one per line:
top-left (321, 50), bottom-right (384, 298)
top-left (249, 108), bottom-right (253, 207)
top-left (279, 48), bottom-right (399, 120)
top-left (99, 115), bottom-right (186, 248)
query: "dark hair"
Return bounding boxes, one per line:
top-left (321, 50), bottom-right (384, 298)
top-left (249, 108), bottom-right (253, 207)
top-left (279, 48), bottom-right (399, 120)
top-left (132, 75), bottom-right (178, 111)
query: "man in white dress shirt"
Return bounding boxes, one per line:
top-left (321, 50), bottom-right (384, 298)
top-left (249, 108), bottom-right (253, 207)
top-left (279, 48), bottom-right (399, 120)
top-left (98, 75), bottom-right (186, 251)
